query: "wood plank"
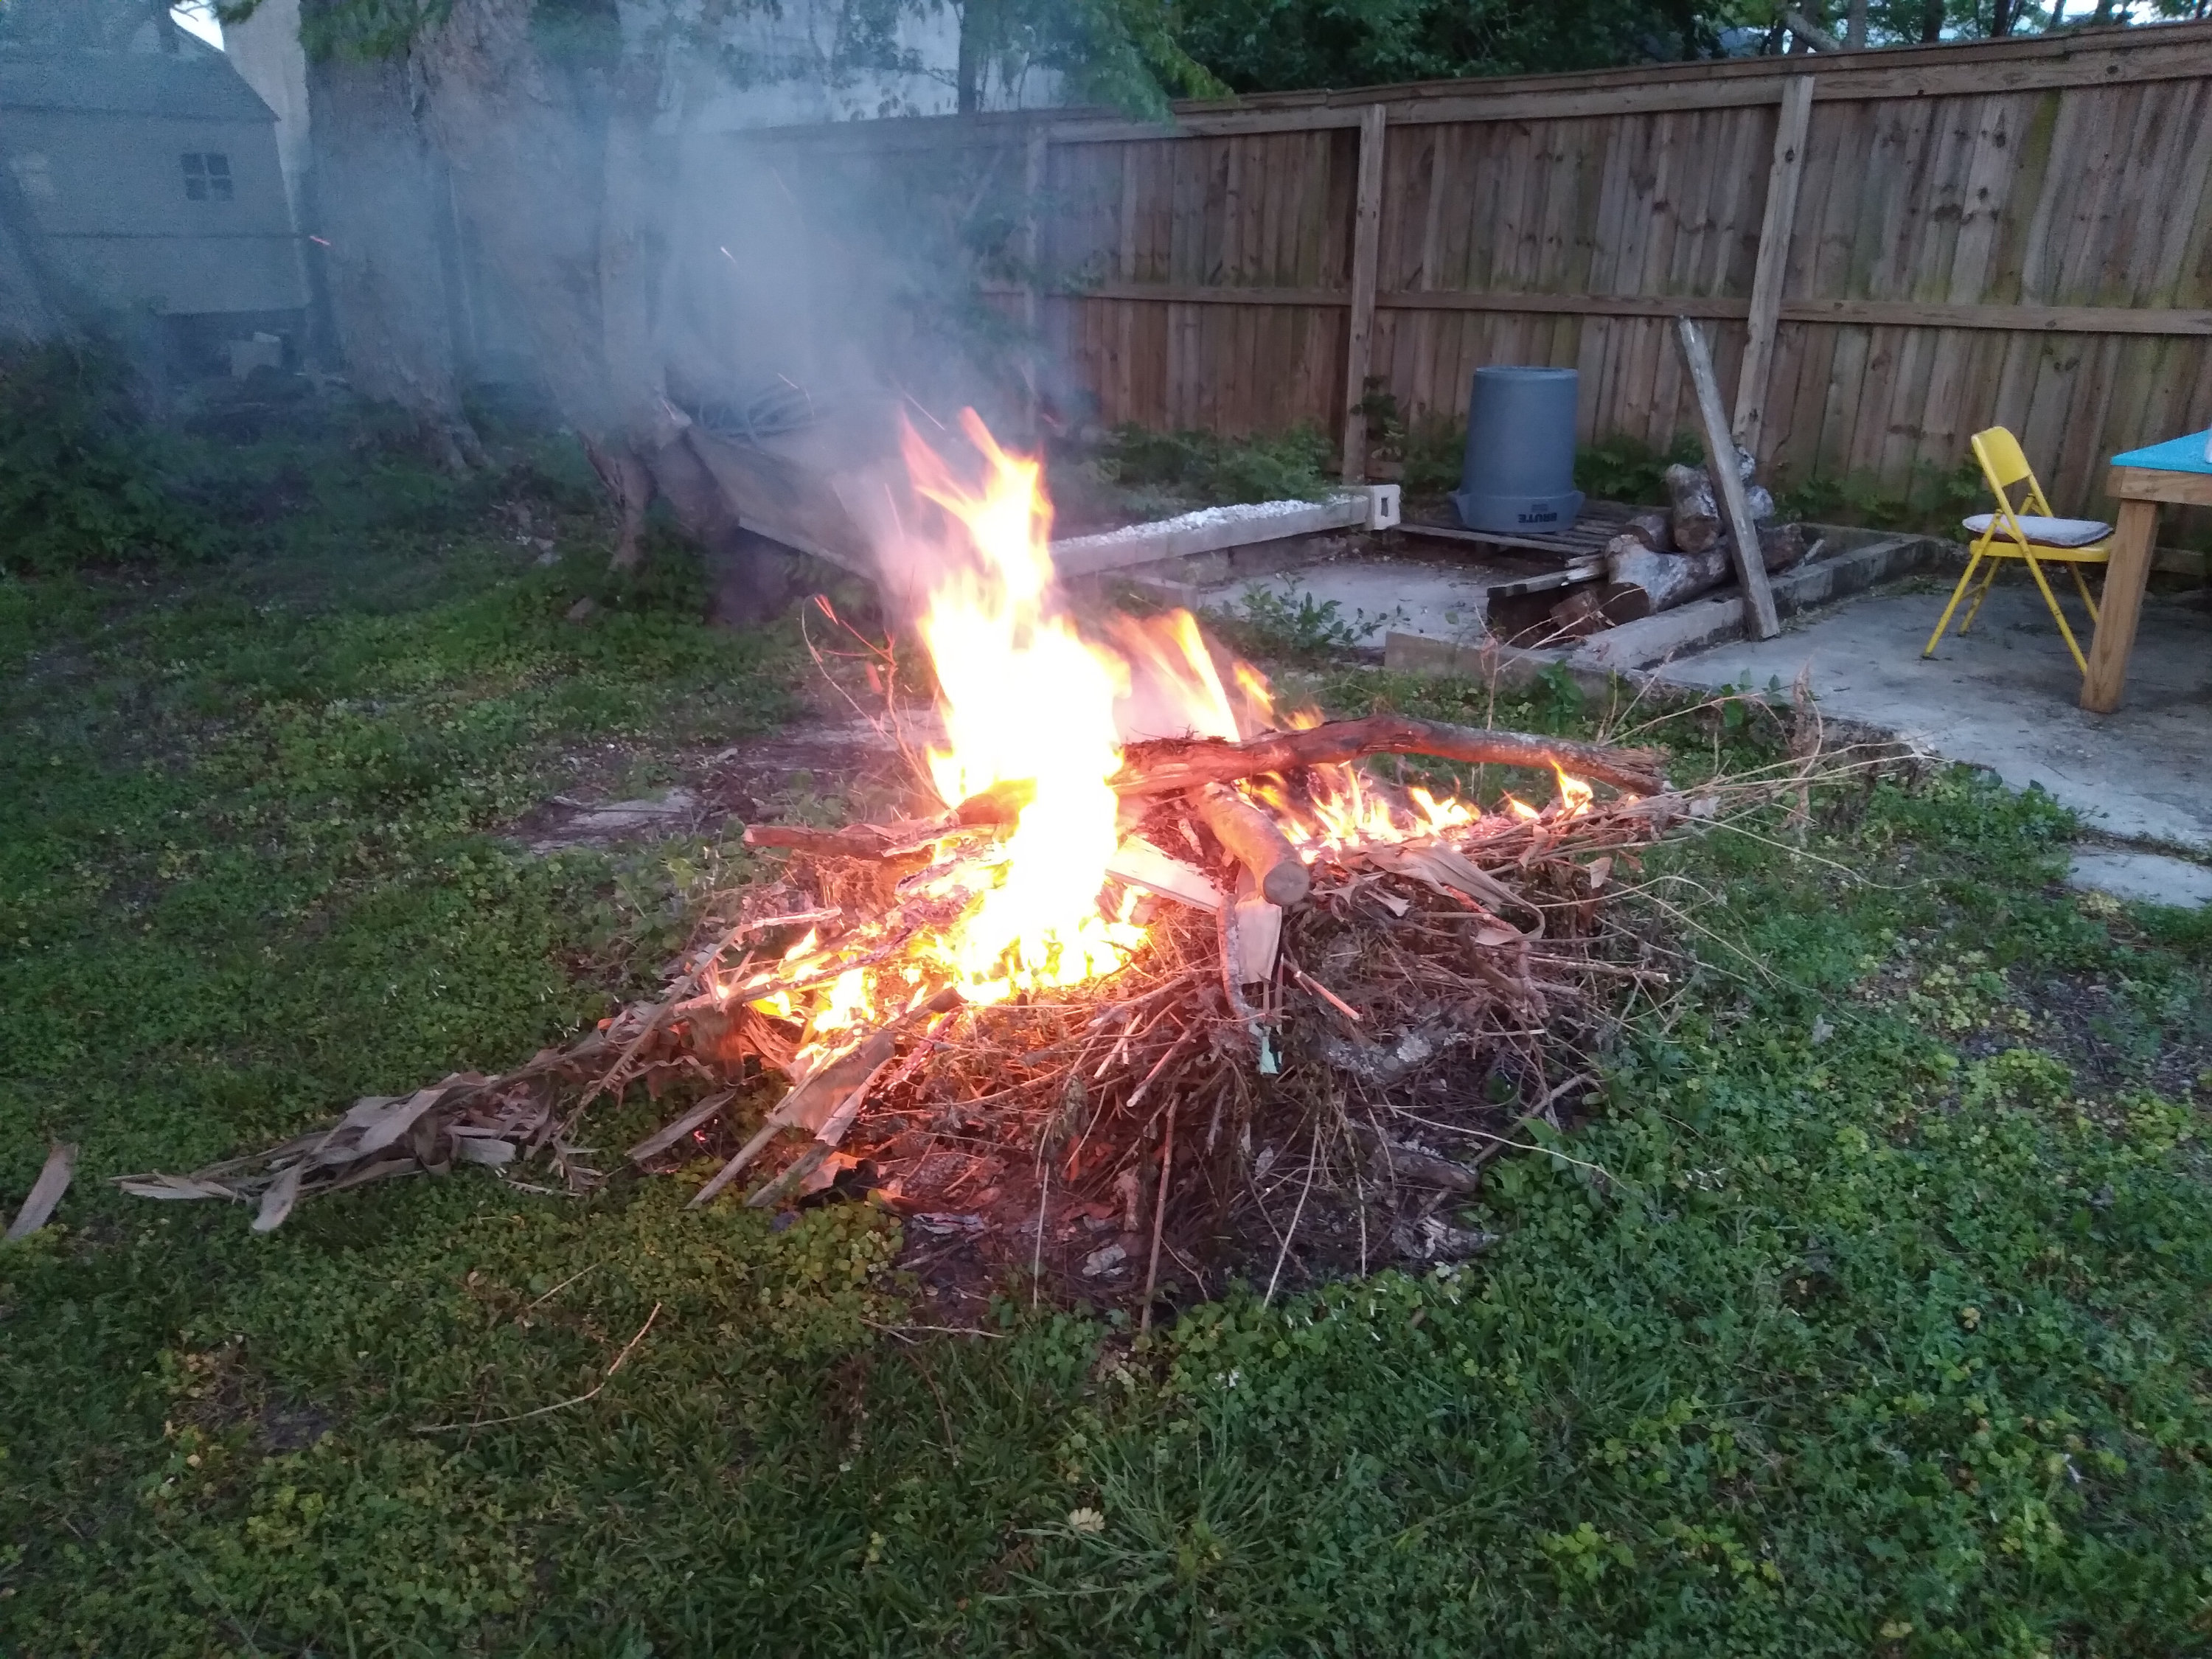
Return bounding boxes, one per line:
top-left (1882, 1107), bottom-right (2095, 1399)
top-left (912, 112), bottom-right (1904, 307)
top-left (1021, 129), bottom-right (1047, 430)
top-left (1676, 316), bottom-right (1779, 638)
top-left (2143, 80), bottom-right (2212, 305)
top-left (1340, 103), bottom-right (1388, 481)
top-left (2062, 333), bottom-right (2129, 505)
top-left (1629, 106), bottom-right (1688, 444)
top-left (1942, 93), bottom-right (2020, 304)
top-left (1051, 288), bottom-right (2202, 333)
top-left (2081, 495), bottom-right (2160, 712)
top-left (1531, 116), bottom-right (1582, 294)
top-left (1775, 299), bottom-right (2212, 335)
top-left (1599, 114), bottom-right (1662, 448)
top-left (2050, 85), bottom-right (2129, 305)
top-left (1733, 74), bottom-right (1815, 456)
top-left (1709, 105), bottom-right (1768, 299)
top-left (1580, 115), bottom-right (1639, 441)
top-left (2109, 467), bottom-right (2212, 508)
top-left (1876, 319), bottom-right (1938, 490)
top-left (1411, 126), bottom-right (1443, 293)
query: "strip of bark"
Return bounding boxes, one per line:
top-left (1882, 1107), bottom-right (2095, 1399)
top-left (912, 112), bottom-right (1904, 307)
top-left (1114, 717), bottom-right (1666, 799)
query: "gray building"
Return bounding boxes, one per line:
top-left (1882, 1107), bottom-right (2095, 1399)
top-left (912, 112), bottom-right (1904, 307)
top-left (0, 0), bottom-right (304, 353)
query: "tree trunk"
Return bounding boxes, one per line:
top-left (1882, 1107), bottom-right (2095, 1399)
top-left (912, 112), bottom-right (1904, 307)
top-left (411, 0), bottom-right (794, 616)
top-left (303, 23), bottom-right (484, 473)
top-left (1921, 0), bottom-right (1946, 40)
top-left (416, 0), bottom-right (615, 437)
top-left (956, 0), bottom-right (984, 114)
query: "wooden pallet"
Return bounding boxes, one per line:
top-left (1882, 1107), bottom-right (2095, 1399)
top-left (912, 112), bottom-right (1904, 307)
top-left (1397, 499), bottom-right (1635, 564)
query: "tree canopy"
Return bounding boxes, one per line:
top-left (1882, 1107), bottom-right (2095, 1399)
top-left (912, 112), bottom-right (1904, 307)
top-left (1168, 0), bottom-right (1725, 93)
top-left (1160, 0), bottom-right (2208, 94)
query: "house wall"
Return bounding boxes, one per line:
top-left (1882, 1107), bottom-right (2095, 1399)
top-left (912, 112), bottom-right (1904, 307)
top-left (0, 102), bottom-right (302, 313)
top-left (221, 0), bottom-right (308, 226)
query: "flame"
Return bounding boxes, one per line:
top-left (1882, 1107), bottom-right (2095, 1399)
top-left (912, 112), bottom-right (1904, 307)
top-left (1241, 768), bottom-right (1484, 858)
top-left (1104, 608), bottom-right (1251, 742)
top-left (899, 411), bottom-right (1144, 1004)
top-left (1552, 764), bottom-right (1594, 818)
top-left (735, 410), bottom-right (1567, 1061)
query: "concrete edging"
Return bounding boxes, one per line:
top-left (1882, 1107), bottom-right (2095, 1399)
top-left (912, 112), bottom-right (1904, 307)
top-left (1051, 487), bottom-right (1399, 582)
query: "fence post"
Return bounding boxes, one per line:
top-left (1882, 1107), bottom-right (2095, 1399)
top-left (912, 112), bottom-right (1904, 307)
top-left (1733, 74), bottom-right (1815, 457)
top-left (1340, 102), bottom-right (1388, 483)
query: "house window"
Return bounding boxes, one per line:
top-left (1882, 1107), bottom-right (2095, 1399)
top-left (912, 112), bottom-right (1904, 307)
top-left (180, 152), bottom-right (232, 202)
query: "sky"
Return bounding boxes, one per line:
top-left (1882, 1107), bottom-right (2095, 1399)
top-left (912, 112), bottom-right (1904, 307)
top-left (170, 1), bottom-right (222, 49)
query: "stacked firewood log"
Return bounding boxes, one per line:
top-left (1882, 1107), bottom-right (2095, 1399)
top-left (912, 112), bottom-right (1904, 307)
top-left (1549, 448), bottom-right (1818, 638)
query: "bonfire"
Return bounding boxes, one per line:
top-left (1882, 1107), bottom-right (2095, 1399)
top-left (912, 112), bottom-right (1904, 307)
top-left (122, 411), bottom-right (1738, 1315)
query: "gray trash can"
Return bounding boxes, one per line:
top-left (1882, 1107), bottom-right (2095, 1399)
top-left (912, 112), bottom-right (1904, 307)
top-left (1450, 366), bottom-right (1584, 535)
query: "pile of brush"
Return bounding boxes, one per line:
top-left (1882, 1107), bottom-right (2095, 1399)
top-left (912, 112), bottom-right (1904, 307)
top-left (116, 709), bottom-right (1775, 1312)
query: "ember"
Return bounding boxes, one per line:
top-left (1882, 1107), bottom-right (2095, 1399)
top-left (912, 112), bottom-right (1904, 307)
top-left (119, 411), bottom-right (1762, 1314)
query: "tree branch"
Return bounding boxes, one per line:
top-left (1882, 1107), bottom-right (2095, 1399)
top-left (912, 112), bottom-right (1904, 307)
top-left (1111, 716), bottom-right (1667, 799)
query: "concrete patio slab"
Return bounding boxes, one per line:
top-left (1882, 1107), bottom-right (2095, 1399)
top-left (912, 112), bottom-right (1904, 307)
top-left (2068, 848), bottom-right (2212, 908)
top-left (1208, 558), bottom-right (1500, 648)
top-left (1655, 580), bottom-right (2212, 850)
top-left (1169, 525), bottom-right (2212, 854)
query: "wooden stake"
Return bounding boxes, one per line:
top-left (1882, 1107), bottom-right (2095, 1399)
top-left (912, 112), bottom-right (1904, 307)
top-left (1339, 102), bottom-right (1388, 484)
top-left (1674, 316), bottom-right (1781, 640)
top-left (1733, 75), bottom-right (1814, 458)
top-left (1138, 1096), bottom-right (1178, 1334)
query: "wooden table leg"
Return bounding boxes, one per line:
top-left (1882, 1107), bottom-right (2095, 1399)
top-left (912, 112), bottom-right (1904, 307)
top-left (2080, 498), bottom-right (2158, 714)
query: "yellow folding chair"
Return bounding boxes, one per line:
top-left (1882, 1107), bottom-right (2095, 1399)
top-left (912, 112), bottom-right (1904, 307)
top-left (1924, 426), bottom-right (2112, 675)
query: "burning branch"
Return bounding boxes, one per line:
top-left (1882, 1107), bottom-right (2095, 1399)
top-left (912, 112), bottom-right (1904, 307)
top-left (1113, 716), bottom-right (1666, 800)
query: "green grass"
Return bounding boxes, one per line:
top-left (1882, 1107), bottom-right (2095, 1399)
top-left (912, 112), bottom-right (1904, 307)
top-left (3, 439), bottom-right (2211, 1656)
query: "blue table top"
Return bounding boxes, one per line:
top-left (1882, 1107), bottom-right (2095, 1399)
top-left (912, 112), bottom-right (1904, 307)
top-left (2110, 429), bottom-right (2212, 474)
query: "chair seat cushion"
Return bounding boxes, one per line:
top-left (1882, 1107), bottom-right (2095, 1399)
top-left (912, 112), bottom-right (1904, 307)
top-left (1961, 512), bottom-right (2112, 547)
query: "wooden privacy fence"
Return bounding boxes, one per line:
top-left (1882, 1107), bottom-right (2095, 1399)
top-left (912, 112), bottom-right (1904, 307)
top-left (730, 23), bottom-right (2212, 518)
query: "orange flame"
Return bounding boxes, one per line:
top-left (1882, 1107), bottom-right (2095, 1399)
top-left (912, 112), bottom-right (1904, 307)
top-left (899, 411), bottom-right (1144, 1004)
top-left (742, 410), bottom-right (1565, 1059)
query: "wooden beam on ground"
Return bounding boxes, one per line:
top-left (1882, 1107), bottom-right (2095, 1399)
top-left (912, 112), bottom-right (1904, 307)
top-left (1733, 74), bottom-right (1814, 458)
top-left (1339, 102), bottom-right (1388, 484)
top-left (1048, 491), bottom-right (1382, 580)
top-left (1674, 316), bottom-right (1780, 641)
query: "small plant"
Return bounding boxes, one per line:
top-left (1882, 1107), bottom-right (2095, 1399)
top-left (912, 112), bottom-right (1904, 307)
top-left (1357, 382), bottom-right (1467, 495)
top-left (1207, 578), bottom-right (1402, 664)
top-left (1773, 456), bottom-right (1986, 538)
top-left (0, 335), bottom-right (212, 574)
top-left (1093, 422), bottom-right (1333, 506)
top-left (1573, 431), bottom-right (1703, 505)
